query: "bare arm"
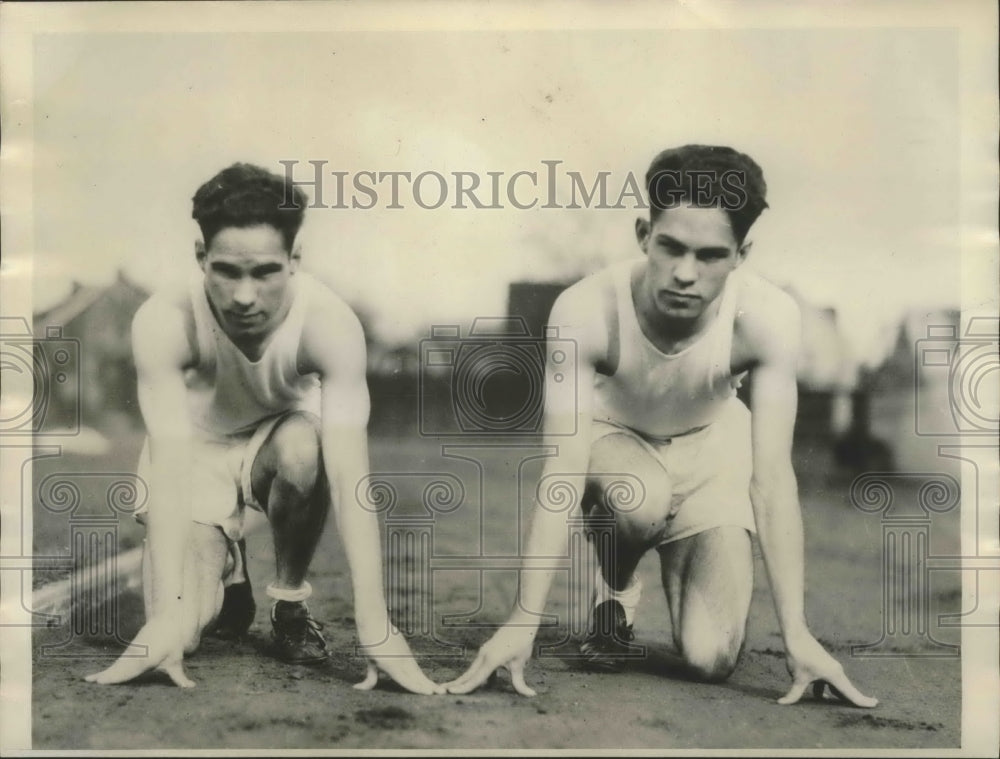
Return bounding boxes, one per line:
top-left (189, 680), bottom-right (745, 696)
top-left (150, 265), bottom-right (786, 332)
top-left (447, 284), bottom-right (604, 695)
top-left (86, 295), bottom-right (197, 686)
top-left (301, 291), bottom-right (441, 694)
top-left (746, 296), bottom-right (807, 639)
top-left (303, 302), bottom-right (381, 622)
top-left (510, 301), bottom-right (598, 626)
top-left (745, 289), bottom-right (877, 707)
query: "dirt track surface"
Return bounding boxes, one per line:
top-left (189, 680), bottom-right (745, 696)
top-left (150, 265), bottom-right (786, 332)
top-left (32, 439), bottom-right (961, 751)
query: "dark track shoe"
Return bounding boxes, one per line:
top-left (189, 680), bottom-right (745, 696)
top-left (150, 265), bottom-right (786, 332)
top-left (269, 601), bottom-right (328, 665)
top-left (210, 539), bottom-right (256, 640)
top-left (580, 600), bottom-right (641, 671)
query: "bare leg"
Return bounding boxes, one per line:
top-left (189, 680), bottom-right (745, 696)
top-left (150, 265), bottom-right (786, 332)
top-left (249, 412), bottom-right (331, 664)
top-left (250, 412), bottom-right (329, 590)
top-left (582, 432), bottom-right (673, 591)
top-left (182, 524), bottom-right (229, 654)
top-left (89, 523), bottom-right (227, 685)
top-left (210, 538), bottom-right (255, 639)
top-left (579, 432), bottom-right (673, 666)
top-left (141, 523), bottom-right (227, 654)
top-left (142, 538), bottom-right (153, 622)
top-left (658, 525), bottom-right (753, 682)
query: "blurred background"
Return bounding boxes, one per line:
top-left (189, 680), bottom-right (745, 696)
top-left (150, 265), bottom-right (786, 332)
top-left (22, 27), bottom-right (966, 567)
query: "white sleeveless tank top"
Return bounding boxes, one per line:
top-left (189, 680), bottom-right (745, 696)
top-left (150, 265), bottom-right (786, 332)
top-left (592, 260), bottom-right (745, 439)
top-left (184, 272), bottom-right (322, 438)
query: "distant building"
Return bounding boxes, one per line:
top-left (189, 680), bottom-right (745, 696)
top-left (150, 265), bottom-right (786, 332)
top-left (869, 307), bottom-right (961, 392)
top-left (33, 271), bottom-right (149, 432)
top-left (507, 282), bottom-right (576, 337)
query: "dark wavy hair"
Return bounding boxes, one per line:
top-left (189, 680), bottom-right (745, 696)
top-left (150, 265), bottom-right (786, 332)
top-left (645, 145), bottom-right (768, 244)
top-left (192, 163), bottom-right (308, 251)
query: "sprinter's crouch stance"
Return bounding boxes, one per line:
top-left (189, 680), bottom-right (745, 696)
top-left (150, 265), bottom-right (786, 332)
top-left (86, 163), bottom-right (442, 694)
top-left (447, 145), bottom-right (877, 707)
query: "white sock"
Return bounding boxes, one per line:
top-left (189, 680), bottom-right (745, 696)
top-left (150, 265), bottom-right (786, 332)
top-left (266, 581), bottom-right (312, 603)
top-left (594, 569), bottom-right (642, 626)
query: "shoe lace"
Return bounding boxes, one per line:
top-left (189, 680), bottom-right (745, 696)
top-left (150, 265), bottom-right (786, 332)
top-left (302, 616), bottom-right (325, 639)
top-left (276, 610), bottom-right (326, 643)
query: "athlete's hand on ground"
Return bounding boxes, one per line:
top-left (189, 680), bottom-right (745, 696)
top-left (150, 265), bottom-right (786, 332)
top-left (84, 618), bottom-right (193, 688)
top-left (778, 632), bottom-right (877, 708)
top-left (445, 624), bottom-right (537, 697)
top-left (354, 623), bottom-right (445, 695)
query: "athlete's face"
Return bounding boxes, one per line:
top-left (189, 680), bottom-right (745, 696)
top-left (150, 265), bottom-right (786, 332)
top-left (636, 205), bottom-right (748, 323)
top-left (197, 224), bottom-right (299, 341)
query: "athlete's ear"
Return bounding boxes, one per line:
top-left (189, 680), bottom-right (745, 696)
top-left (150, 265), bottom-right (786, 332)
top-left (736, 239), bottom-right (753, 265)
top-left (635, 217), bottom-right (651, 254)
top-left (195, 239), bottom-right (206, 269)
top-left (288, 242), bottom-right (302, 273)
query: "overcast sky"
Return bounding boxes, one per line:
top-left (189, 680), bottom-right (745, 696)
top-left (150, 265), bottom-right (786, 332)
top-left (32, 27), bottom-right (962, 365)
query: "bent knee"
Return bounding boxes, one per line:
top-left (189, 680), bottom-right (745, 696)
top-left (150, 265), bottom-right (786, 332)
top-left (269, 413), bottom-right (322, 495)
top-left (183, 633), bottom-right (202, 656)
top-left (182, 616), bottom-right (207, 656)
top-left (682, 635), bottom-right (743, 683)
top-left (586, 435), bottom-right (670, 516)
top-left (683, 640), bottom-right (742, 682)
top-left (205, 580), bottom-right (225, 628)
top-left (183, 595), bottom-right (222, 656)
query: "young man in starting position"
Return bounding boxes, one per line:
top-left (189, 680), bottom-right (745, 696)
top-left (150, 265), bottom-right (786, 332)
top-left (447, 145), bottom-right (878, 707)
top-left (86, 163), bottom-right (442, 693)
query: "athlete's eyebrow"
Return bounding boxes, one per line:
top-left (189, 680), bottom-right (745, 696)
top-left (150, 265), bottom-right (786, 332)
top-left (655, 234), bottom-right (730, 258)
top-left (656, 232), bottom-right (729, 256)
top-left (251, 263), bottom-right (284, 275)
top-left (695, 246), bottom-right (731, 258)
top-left (654, 233), bottom-right (687, 249)
top-left (209, 261), bottom-right (243, 274)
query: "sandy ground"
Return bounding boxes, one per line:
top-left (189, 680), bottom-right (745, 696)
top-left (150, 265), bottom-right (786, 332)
top-left (32, 437), bottom-right (962, 751)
